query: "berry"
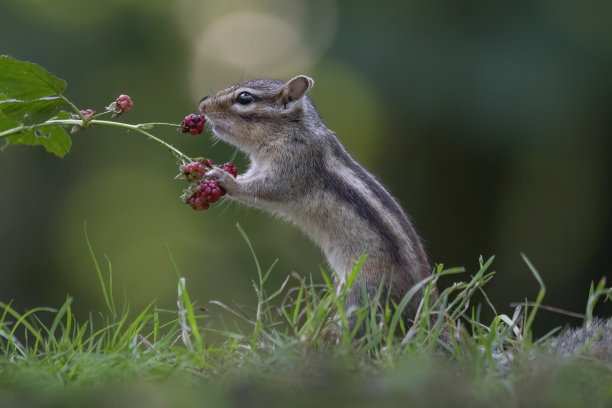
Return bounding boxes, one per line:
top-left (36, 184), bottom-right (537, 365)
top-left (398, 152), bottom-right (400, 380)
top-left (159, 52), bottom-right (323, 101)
top-left (188, 196), bottom-right (209, 211)
top-left (107, 94), bottom-right (133, 116)
top-left (183, 162), bottom-right (206, 182)
top-left (181, 159), bottom-right (235, 212)
top-left (199, 158), bottom-right (214, 168)
top-left (187, 179), bottom-right (226, 211)
top-left (80, 109), bottom-right (94, 120)
top-left (218, 162), bottom-right (238, 178)
top-left (181, 114), bottom-right (206, 135)
top-left (116, 94), bottom-right (133, 113)
top-left (197, 179), bottom-right (226, 203)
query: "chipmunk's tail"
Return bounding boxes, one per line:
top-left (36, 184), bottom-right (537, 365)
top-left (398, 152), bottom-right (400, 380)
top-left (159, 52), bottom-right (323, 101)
top-left (549, 318), bottom-right (612, 360)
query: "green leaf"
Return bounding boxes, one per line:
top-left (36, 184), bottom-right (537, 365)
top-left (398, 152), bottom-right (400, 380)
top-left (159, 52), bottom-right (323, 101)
top-left (0, 110), bottom-right (19, 131)
top-left (0, 96), bottom-right (65, 125)
top-left (2, 123), bottom-right (71, 158)
top-left (0, 56), bottom-right (66, 99)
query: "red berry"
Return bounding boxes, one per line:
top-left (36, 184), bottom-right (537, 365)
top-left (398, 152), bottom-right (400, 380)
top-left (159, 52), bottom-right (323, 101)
top-left (80, 109), bottom-right (94, 120)
top-left (186, 179), bottom-right (226, 211)
top-left (198, 179), bottom-right (226, 203)
top-left (199, 158), bottom-right (214, 168)
top-left (181, 114), bottom-right (206, 135)
top-left (115, 94), bottom-right (133, 113)
top-left (218, 162), bottom-right (238, 178)
top-left (188, 196), bottom-right (209, 211)
top-left (183, 162), bottom-right (206, 181)
top-left (182, 160), bottom-right (233, 212)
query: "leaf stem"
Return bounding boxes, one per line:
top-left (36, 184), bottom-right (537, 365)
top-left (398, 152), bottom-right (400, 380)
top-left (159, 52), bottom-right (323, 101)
top-left (0, 119), bottom-right (193, 163)
top-left (60, 94), bottom-right (85, 121)
top-left (91, 110), bottom-right (112, 120)
top-left (92, 119), bottom-right (192, 163)
top-left (0, 125), bottom-right (26, 138)
top-left (142, 122), bottom-right (181, 128)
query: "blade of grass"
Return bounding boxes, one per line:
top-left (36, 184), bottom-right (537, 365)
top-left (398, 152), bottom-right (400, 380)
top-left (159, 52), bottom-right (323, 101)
top-left (291, 285), bottom-right (304, 327)
top-left (585, 277), bottom-right (609, 323)
top-left (104, 254), bottom-right (117, 317)
top-left (236, 223), bottom-right (262, 284)
top-left (84, 222), bottom-right (114, 316)
top-left (49, 296), bottom-right (73, 339)
top-left (0, 301), bottom-right (54, 352)
top-left (389, 275), bottom-right (434, 347)
top-left (520, 253), bottom-right (546, 340)
top-left (178, 277), bottom-right (204, 356)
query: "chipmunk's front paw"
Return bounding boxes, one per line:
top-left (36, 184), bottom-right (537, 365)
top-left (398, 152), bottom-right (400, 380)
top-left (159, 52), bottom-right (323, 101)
top-left (205, 167), bottom-right (239, 194)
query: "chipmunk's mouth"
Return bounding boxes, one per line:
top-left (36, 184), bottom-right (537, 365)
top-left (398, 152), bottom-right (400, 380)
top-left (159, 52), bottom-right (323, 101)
top-left (205, 117), bottom-right (233, 142)
top-left (212, 123), bottom-right (230, 138)
top-left (203, 116), bottom-right (223, 135)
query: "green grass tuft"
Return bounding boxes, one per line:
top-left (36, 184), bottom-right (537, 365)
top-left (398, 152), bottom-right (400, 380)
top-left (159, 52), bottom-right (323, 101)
top-left (1, 227), bottom-right (611, 407)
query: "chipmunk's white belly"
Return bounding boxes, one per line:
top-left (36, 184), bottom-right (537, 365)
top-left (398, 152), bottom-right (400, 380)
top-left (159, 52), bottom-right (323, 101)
top-left (268, 197), bottom-right (372, 284)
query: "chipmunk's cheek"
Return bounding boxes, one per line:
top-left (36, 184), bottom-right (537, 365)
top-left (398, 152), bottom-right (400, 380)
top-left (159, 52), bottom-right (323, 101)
top-left (212, 123), bottom-right (224, 135)
top-left (210, 121), bottom-right (230, 138)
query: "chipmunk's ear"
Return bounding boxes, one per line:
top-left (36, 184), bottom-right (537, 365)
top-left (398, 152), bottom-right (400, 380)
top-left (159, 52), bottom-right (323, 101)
top-left (280, 75), bottom-right (314, 107)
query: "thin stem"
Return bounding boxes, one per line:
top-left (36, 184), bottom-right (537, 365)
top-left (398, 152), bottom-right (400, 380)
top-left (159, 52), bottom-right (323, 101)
top-left (60, 94), bottom-right (85, 121)
top-left (0, 125), bottom-right (27, 138)
top-left (143, 122), bottom-right (181, 128)
top-left (0, 119), bottom-right (193, 163)
top-left (93, 120), bottom-right (192, 163)
top-left (91, 110), bottom-right (112, 120)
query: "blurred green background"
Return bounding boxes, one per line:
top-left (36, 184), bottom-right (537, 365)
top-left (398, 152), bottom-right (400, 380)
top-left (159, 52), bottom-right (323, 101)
top-left (0, 0), bottom-right (610, 332)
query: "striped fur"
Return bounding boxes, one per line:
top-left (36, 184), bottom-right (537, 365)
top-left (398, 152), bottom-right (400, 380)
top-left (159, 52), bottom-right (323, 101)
top-left (199, 76), bottom-right (431, 328)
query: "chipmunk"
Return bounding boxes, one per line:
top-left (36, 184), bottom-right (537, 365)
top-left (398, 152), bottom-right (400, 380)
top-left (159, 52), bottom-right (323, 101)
top-left (199, 75), bottom-right (432, 331)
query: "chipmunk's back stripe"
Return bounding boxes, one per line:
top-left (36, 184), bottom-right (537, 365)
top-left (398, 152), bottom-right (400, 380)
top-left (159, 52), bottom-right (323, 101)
top-left (321, 169), bottom-right (406, 266)
top-left (330, 139), bottom-right (424, 261)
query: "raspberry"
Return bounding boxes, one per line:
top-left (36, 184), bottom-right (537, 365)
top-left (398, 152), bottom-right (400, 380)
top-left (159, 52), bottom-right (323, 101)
top-left (187, 179), bottom-right (226, 211)
top-left (197, 179), bottom-right (226, 203)
top-left (181, 114), bottom-right (206, 135)
top-left (181, 159), bottom-right (233, 212)
top-left (107, 94), bottom-right (133, 116)
top-left (199, 158), bottom-right (214, 169)
top-left (80, 109), bottom-right (94, 120)
top-left (116, 94), bottom-right (133, 113)
top-left (183, 162), bottom-right (206, 182)
top-left (218, 162), bottom-right (238, 178)
top-left (188, 196), bottom-right (209, 211)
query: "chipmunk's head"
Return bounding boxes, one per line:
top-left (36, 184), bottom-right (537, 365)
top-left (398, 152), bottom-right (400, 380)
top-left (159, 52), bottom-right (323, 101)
top-left (199, 75), bottom-right (315, 155)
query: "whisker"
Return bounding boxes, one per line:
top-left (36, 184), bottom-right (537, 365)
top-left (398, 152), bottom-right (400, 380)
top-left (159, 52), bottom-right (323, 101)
top-left (218, 197), bottom-right (234, 216)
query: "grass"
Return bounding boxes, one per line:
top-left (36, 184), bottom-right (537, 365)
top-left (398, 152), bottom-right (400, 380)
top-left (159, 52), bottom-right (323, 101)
top-left (1, 226), bottom-right (611, 408)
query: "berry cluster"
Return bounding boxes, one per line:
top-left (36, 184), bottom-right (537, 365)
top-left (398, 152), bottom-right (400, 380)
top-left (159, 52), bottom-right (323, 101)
top-left (181, 114), bottom-right (206, 135)
top-left (183, 162), bottom-right (206, 182)
top-left (80, 109), bottom-right (94, 120)
top-left (188, 180), bottom-right (226, 211)
top-left (183, 159), bottom-right (238, 211)
top-left (116, 94), bottom-right (133, 113)
top-left (218, 162), bottom-right (238, 177)
top-left (182, 158), bottom-right (215, 181)
top-left (200, 158), bottom-right (215, 168)
top-left (107, 94), bottom-right (133, 116)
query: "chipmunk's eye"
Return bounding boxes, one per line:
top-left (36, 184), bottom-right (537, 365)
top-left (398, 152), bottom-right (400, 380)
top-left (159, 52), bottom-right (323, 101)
top-left (236, 92), bottom-right (254, 105)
